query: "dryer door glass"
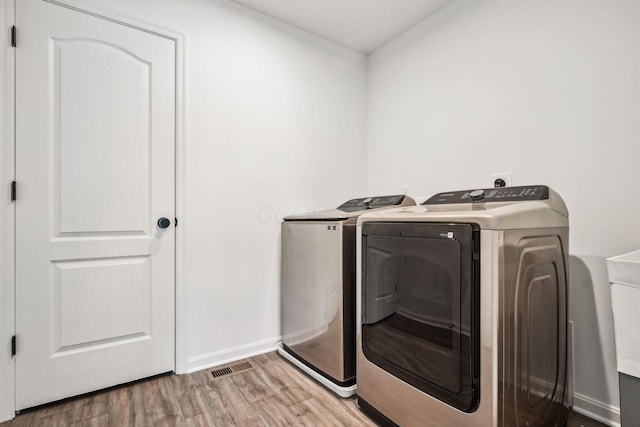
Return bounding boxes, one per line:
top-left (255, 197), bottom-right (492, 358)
top-left (361, 222), bottom-right (479, 412)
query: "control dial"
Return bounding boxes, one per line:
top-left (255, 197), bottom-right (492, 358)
top-left (469, 189), bottom-right (485, 202)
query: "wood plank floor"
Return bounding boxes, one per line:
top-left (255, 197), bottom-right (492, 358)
top-left (1, 351), bottom-right (609, 426)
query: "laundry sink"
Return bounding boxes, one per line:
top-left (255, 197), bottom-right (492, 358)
top-left (607, 249), bottom-right (640, 288)
top-left (607, 249), bottom-right (640, 426)
top-left (607, 249), bottom-right (640, 377)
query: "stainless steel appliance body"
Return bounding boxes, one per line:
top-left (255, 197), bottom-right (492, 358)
top-left (279, 195), bottom-right (415, 397)
top-left (356, 186), bottom-right (570, 426)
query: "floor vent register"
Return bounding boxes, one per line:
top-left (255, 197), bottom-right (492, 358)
top-left (210, 361), bottom-right (254, 380)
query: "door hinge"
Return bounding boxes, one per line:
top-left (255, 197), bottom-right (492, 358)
top-left (11, 336), bottom-right (16, 357)
top-left (174, 217), bottom-right (178, 227)
top-left (10, 26), bottom-right (16, 48)
top-left (10, 181), bottom-right (16, 202)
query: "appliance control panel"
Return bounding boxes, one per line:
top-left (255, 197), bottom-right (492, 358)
top-left (423, 185), bottom-right (550, 205)
top-left (338, 194), bottom-right (406, 212)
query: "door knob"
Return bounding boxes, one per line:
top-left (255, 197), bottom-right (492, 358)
top-left (157, 217), bottom-right (171, 229)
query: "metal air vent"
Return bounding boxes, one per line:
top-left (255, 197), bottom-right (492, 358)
top-left (210, 361), bottom-right (253, 379)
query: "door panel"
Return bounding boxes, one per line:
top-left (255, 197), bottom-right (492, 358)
top-left (54, 257), bottom-right (151, 350)
top-left (54, 38), bottom-right (152, 235)
top-left (16, 0), bottom-right (175, 409)
top-left (360, 222), bottom-right (480, 413)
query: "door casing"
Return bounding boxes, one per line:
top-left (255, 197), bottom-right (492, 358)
top-left (0, 0), bottom-right (16, 422)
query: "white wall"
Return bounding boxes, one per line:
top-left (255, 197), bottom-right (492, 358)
top-left (42, 0), bottom-right (368, 371)
top-left (367, 0), bottom-right (640, 424)
top-left (0, 0), bottom-right (15, 421)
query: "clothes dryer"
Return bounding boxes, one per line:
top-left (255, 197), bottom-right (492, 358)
top-left (278, 195), bottom-right (415, 397)
top-left (356, 185), bottom-right (569, 426)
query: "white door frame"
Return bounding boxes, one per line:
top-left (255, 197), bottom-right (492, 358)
top-left (0, 0), bottom-right (16, 422)
top-left (1, 0), bottom-right (187, 420)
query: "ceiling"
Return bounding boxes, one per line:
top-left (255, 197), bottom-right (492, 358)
top-left (227, 0), bottom-right (454, 53)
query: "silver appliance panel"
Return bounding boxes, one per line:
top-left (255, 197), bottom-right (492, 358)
top-left (499, 228), bottom-right (569, 427)
top-left (281, 220), bottom-right (355, 383)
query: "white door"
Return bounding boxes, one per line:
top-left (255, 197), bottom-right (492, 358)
top-left (15, 0), bottom-right (176, 409)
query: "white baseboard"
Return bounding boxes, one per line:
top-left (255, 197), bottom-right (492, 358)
top-left (0, 410), bottom-right (14, 424)
top-left (573, 392), bottom-right (620, 427)
top-left (186, 337), bottom-right (280, 374)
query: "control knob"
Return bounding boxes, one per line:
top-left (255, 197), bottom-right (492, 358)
top-left (469, 189), bottom-right (485, 202)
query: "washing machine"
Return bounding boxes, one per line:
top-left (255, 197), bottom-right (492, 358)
top-left (356, 185), bottom-right (569, 426)
top-left (278, 194), bottom-right (415, 397)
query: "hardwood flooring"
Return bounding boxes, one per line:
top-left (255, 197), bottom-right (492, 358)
top-left (1, 351), bottom-right (609, 426)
